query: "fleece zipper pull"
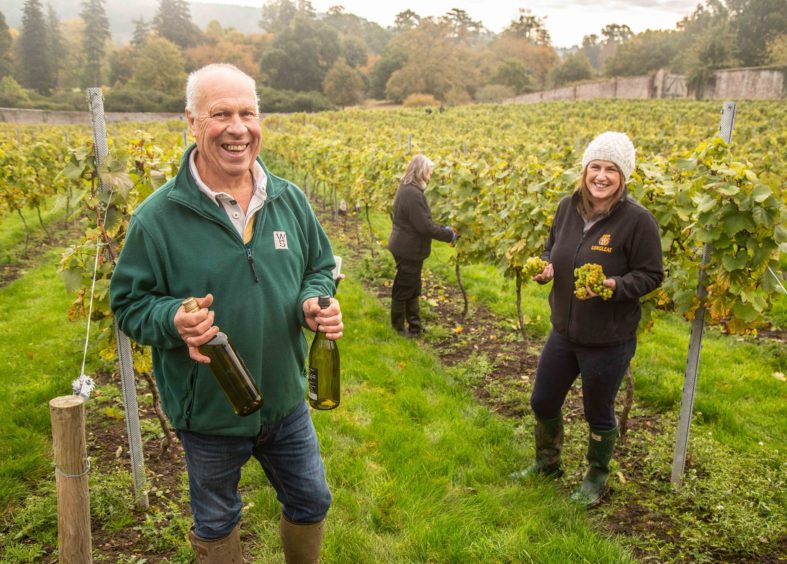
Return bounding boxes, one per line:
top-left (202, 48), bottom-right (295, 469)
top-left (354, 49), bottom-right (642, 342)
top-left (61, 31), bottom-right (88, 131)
top-left (246, 248), bottom-right (260, 283)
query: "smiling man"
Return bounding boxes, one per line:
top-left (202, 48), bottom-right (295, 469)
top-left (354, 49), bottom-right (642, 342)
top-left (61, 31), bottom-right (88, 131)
top-left (110, 64), bottom-right (343, 563)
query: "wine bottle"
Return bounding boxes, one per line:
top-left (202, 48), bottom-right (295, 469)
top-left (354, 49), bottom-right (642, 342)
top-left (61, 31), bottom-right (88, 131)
top-left (182, 297), bottom-right (263, 416)
top-left (308, 295), bottom-right (340, 410)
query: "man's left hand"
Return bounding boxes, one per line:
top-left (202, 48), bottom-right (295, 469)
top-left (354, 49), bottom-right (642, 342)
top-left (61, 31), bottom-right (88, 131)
top-left (303, 296), bottom-right (343, 340)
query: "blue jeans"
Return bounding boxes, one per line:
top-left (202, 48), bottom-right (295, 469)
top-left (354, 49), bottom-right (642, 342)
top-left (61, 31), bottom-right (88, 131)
top-left (530, 330), bottom-right (636, 430)
top-left (178, 400), bottom-right (331, 539)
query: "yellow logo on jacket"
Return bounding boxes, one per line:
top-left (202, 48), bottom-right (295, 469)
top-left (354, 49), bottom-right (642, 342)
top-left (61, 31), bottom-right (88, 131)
top-left (591, 233), bottom-right (613, 253)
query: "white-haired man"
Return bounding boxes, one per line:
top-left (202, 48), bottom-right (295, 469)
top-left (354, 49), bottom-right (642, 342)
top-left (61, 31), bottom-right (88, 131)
top-left (111, 63), bottom-right (342, 562)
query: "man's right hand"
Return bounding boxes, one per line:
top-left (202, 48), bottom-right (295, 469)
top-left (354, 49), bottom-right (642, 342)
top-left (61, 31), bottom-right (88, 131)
top-left (174, 294), bottom-right (219, 363)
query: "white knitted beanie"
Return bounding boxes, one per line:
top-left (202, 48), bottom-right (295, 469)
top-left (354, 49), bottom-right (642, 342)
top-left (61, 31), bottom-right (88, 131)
top-left (581, 131), bottom-right (636, 181)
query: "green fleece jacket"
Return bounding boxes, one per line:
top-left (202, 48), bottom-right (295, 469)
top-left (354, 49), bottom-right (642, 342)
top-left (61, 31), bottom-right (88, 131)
top-left (110, 145), bottom-right (335, 436)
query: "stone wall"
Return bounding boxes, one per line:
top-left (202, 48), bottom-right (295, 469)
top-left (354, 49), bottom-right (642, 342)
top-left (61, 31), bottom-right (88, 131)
top-left (505, 67), bottom-right (784, 105)
top-left (707, 68), bottom-right (785, 99)
top-left (0, 108), bottom-right (184, 124)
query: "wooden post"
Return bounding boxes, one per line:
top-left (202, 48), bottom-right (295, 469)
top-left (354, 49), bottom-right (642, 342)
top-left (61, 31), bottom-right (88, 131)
top-left (50, 395), bottom-right (92, 563)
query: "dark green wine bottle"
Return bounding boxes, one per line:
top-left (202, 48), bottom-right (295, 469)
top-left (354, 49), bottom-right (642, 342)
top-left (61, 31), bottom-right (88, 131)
top-left (308, 295), bottom-right (340, 410)
top-left (182, 298), bottom-right (263, 416)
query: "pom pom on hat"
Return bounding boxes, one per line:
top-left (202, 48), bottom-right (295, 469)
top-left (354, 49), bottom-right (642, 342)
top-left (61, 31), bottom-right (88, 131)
top-left (581, 131), bottom-right (636, 181)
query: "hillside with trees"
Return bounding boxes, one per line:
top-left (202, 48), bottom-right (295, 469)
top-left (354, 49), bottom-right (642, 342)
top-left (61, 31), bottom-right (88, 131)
top-left (0, 0), bottom-right (784, 112)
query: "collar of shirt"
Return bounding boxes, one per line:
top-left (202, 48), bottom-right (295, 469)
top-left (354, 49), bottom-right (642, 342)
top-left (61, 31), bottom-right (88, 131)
top-left (188, 150), bottom-right (268, 209)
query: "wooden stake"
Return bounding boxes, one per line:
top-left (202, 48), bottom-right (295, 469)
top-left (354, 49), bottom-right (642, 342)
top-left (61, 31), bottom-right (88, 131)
top-left (50, 395), bottom-right (92, 563)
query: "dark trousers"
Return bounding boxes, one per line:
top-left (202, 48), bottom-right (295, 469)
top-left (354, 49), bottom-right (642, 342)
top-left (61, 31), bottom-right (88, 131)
top-left (530, 329), bottom-right (636, 430)
top-left (391, 256), bottom-right (423, 301)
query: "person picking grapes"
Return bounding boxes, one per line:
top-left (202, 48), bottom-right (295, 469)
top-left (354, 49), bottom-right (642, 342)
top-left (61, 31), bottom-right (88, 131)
top-left (512, 131), bottom-right (663, 508)
top-left (387, 154), bottom-right (459, 336)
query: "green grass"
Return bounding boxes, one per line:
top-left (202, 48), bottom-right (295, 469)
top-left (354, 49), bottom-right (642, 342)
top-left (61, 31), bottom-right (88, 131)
top-left (0, 185), bottom-right (784, 561)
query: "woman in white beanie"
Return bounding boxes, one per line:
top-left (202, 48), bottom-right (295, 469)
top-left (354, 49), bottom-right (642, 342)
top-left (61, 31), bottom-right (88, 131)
top-left (511, 131), bottom-right (664, 508)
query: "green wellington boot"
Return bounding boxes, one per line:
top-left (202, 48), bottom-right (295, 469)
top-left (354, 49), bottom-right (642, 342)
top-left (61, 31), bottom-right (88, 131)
top-left (510, 415), bottom-right (564, 480)
top-left (570, 426), bottom-right (619, 508)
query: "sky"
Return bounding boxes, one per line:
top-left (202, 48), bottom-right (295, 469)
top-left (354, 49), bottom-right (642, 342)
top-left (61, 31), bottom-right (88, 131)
top-left (193, 0), bottom-right (702, 48)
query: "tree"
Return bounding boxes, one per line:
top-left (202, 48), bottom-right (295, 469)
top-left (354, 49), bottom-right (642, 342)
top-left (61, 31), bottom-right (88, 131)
top-left (550, 52), bottom-right (593, 86)
top-left (0, 12), bottom-right (13, 79)
top-left (46, 5), bottom-right (64, 88)
top-left (504, 8), bottom-right (551, 46)
top-left (81, 0), bottom-right (111, 87)
top-left (766, 33), bottom-right (787, 65)
top-left (492, 59), bottom-right (535, 94)
top-left (728, 0), bottom-right (787, 66)
top-left (394, 10), bottom-right (420, 31)
top-left (340, 35), bottom-right (368, 67)
top-left (109, 45), bottom-right (136, 86)
top-left (601, 23), bottom-right (634, 44)
top-left (261, 16), bottom-right (340, 91)
top-left (16, 0), bottom-right (56, 94)
top-left (185, 26), bottom-right (259, 79)
top-left (131, 17), bottom-right (150, 48)
top-left (260, 0), bottom-right (299, 31)
top-left (369, 47), bottom-right (407, 99)
top-left (604, 30), bottom-right (680, 76)
top-left (129, 35), bottom-right (186, 96)
top-left (441, 8), bottom-right (484, 44)
top-left (322, 9), bottom-right (390, 55)
top-left (153, 0), bottom-right (202, 49)
top-left (487, 35), bottom-right (559, 89)
top-left (384, 19), bottom-right (478, 102)
top-left (323, 58), bottom-right (364, 107)
top-left (581, 34), bottom-right (602, 69)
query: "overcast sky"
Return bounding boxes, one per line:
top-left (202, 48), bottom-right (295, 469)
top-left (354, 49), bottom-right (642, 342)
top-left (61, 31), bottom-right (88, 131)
top-left (193, 0), bottom-right (701, 48)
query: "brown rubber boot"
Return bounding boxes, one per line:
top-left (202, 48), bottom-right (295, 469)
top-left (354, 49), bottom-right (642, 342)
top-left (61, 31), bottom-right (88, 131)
top-left (188, 523), bottom-right (243, 564)
top-left (280, 515), bottom-right (325, 564)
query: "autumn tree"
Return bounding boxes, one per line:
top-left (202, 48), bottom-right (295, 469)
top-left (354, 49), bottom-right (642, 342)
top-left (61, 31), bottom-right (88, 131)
top-left (129, 35), bottom-right (186, 96)
top-left (0, 12), bottom-right (12, 79)
top-left (261, 16), bottom-right (340, 91)
top-left (487, 35), bottom-right (558, 89)
top-left (16, 0), bottom-right (56, 94)
top-left (153, 0), bottom-right (202, 49)
top-left (185, 23), bottom-right (259, 79)
top-left (384, 18), bottom-right (478, 102)
top-left (323, 58), bottom-right (364, 107)
top-left (81, 0), bottom-right (111, 87)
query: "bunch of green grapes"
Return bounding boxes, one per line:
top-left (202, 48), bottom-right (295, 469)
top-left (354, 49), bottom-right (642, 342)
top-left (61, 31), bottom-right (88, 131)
top-left (573, 263), bottom-right (613, 300)
top-left (523, 256), bottom-right (548, 278)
